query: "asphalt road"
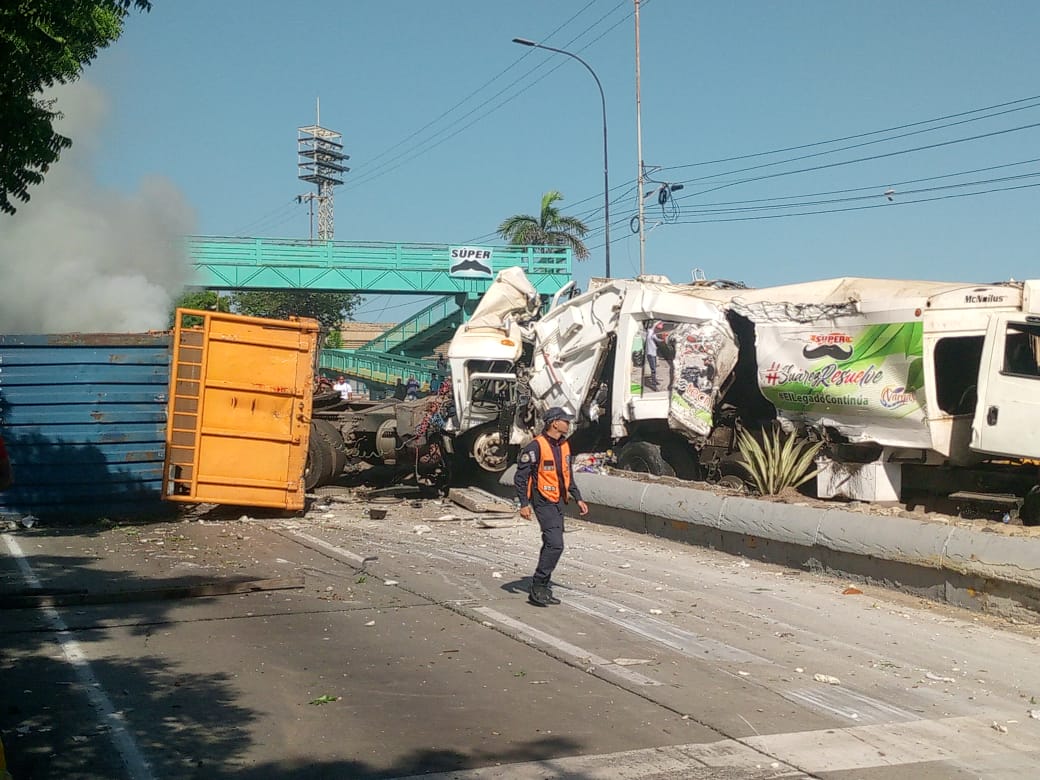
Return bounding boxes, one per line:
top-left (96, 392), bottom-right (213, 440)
top-left (2, 494), bottom-right (1039, 779)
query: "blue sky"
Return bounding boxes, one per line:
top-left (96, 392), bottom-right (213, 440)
top-left (84, 1), bottom-right (1040, 321)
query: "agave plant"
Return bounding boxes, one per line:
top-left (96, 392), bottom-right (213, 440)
top-left (736, 423), bottom-right (822, 496)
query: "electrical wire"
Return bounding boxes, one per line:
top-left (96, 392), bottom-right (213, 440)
top-left (345, 2), bottom-right (632, 191)
top-left (663, 93), bottom-right (1040, 176)
top-left (675, 157), bottom-right (1040, 209)
top-left (675, 121), bottom-right (1040, 201)
top-left (349, 0), bottom-right (601, 178)
top-left (670, 181), bottom-right (1040, 225)
top-left (681, 170), bottom-right (1040, 216)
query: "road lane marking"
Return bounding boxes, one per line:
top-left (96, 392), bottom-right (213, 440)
top-left (473, 606), bottom-right (662, 687)
top-left (565, 590), bottom-right (771, 665)
top-left (782, 684), bottom-right (920, 725)
top-left (286, 529), bottom-right (377, 566)
top-left (3, 533), bottom-right (156, 780)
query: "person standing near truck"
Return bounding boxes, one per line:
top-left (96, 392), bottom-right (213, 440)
top-left (332, 375), bottom-right (353, 401)
top-left (514, 407), bottom-right (589, 607)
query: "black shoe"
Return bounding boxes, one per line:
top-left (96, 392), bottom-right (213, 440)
top-left (528, 583), bottom-right (552, 607)
top-left (544, 590), bottom-right (561, 605)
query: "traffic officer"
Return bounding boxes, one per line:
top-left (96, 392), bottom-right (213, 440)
top-left (514, 406), bottom-right (589, 606)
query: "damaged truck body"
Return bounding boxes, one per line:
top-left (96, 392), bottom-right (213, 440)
top-left (445, 270), bottom-right (1040, 520)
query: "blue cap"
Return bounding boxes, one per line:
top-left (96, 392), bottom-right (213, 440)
top-left (544, 406), bottom-right (574, 423)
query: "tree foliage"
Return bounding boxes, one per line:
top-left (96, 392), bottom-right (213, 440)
top-left (497, 190), bottom-right (590, 260)
top-left (0, 0), bottom-right (152, 214)
top-left (229, 291), bottom-right (360, 331)
top-left (168, 289), bottom-right (230, 328)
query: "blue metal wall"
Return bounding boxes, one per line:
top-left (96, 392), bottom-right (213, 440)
top-left (0, 333), bottom-right (172, 520)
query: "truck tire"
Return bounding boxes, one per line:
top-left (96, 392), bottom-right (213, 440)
top-left (313, 419), bottom-right (347, 478)
top-left (617, 441), bottom-right (675, 477)
top-left (304, 426), bottom-right (333, 490)
top-left (1022, 485), bottom-right (1040, 526)
top-left (661, 438), bottom-right (702, 481)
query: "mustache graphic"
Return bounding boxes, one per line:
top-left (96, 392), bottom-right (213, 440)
top-left (802, 343), bottom-right (854, 361)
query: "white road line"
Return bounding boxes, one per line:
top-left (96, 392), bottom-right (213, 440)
top-left (288, 529), bottom-right (375, 565)
top-left (392, 714), bottom-right (1039, 780)
top-left (474, 606), bottom-right (662, 687)
top-left (3, 533), bottom-right (156, 780)
top-left (565, 590), bottom-right (771, 665)
top-left (782, 684), bottom-right (921, 725)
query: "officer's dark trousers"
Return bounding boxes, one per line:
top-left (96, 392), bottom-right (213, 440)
top-left (532, 498), bottom-right (565, 585)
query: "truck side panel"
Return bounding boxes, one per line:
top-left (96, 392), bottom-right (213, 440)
top-left (163, 309), bottom-right (319, 510)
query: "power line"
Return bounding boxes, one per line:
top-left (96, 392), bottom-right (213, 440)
top-left (675, 157), bottom-right (1040, 209)
top-left (349, 0), bottom-right (602, 178)
top-left (676, 121), bottom-right (1040, 200)
top-left (670, 181), bottom-right (1040, 225)
top-left (663, 93), bottom-right (1040, 176)
top-left (682, 170), bottom-right (1040, 216)
top-left (346, 2), bottom-right (632, 191)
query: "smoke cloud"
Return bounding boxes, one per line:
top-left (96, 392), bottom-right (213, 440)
top-left (0, 79), bottom-right (196, 334)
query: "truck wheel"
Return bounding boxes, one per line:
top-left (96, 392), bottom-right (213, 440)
top-left (661, 439), bottom-right (702, 481)
top-left (469, 427), bottom-right (510, 473)
top-left (313, 419), bottom-right (347, 478)
top-left (617, 441), bottom-right (675, 477)
top-left (304, 432), bottom-right (331, 491)
top-left (1022, 485), bottom-right (1040, 526)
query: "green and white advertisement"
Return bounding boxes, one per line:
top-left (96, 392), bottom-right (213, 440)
top-left (755, 321), bottom-right (929, 446)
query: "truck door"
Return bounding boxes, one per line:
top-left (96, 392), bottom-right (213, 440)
top-left (970, 314), bottom-right (1040, 458)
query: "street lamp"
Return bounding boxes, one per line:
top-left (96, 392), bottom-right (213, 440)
top-left (512, 37), bottom-right (611, 278)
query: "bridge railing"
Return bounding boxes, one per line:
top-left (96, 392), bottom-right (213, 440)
top-left (319, 348), bottom-right (438, 388)
top-left (188, 237), bottom-right (571, 275)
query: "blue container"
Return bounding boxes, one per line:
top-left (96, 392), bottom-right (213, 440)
top-left (0, 333), bottom-right (172, 520)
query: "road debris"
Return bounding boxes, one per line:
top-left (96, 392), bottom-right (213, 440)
top-left (992, 721), bottom-right (1008, 733)
top-left (813, 674), bottom-right (841, 685)
top-left (309, 695), bottom-right (341, 705)
top-left (925, 672), bottom-right (956, 683)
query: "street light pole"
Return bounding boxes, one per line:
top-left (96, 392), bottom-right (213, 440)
top-left (512, 37), bottom-right (611, 278)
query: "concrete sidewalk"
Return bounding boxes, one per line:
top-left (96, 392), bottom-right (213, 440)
top-left (504, 467), bottom-right (1040, 622)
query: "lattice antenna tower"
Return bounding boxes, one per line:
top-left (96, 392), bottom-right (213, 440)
top-left (297, 99), bottom-right (349, 240)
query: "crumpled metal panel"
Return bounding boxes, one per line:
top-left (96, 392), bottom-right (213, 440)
top-left (0, 332), bottom-right (171, 520)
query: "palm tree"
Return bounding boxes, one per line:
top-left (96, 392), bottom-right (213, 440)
top-left (497, 190), bottom-right (590, 261)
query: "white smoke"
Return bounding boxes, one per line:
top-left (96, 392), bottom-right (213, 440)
top-left (0, 79), bottom-right (196, 334)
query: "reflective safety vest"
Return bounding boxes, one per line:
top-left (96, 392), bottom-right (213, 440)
top-left (530, 435), bottom-right (571, 504)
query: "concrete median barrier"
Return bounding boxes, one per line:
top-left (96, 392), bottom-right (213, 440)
top-left (501, 466), bottom-right (1040, 621)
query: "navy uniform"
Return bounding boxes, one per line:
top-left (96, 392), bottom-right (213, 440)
top-left (514, 406), bottom-right (589, 606)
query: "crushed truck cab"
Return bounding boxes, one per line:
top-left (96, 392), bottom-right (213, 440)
top-left (445, 270), bottom-right (1039, 520)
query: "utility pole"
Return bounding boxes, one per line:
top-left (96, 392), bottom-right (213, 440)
top-left (635, 0), bottom-right (647, 276)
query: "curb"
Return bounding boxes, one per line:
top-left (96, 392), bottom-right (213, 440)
top-left (502, 467), bottom-right (1040, 619)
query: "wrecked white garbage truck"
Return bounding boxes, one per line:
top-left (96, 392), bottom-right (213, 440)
top-left (445, 268), bottom-right (1040, 520)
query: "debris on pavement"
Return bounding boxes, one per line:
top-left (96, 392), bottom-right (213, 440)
top-left (309, 695), bottom-right (341, 705)
top-left (448, 486), bottom-right (515, 513)
top-left (925, 672), bottom-right (956, 683)
top-left (813, 673), bottom-right (842, 685)
top-left (992, 721), bottom-right (1009, 733)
